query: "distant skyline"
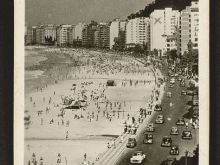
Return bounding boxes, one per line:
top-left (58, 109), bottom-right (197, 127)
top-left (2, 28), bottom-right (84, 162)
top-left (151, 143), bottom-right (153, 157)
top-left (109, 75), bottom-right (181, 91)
top-left (25, 0), bottom-right (153, 26)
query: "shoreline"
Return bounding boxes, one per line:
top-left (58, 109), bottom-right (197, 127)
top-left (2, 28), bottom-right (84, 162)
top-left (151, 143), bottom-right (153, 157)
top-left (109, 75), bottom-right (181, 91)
top-left (24, 46), bottom-right (157, 165)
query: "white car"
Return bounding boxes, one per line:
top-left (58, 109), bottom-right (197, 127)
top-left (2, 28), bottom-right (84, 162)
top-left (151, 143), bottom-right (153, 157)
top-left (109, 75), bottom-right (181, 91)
top-left (146, 123), bottom-right (155, 132)
top-left (130, 151), bottom-right (146, 164)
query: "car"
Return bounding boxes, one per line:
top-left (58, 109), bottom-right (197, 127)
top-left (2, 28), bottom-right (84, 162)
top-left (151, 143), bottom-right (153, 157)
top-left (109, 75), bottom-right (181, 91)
top-left (170, 126), bottom-right (179, 135)
top-left (170, 145), bottom-right (179, 155)
top-left (155, 115), bottom-right (164, 124)
top-left (126, 137), bottom-right (137, 148)
top-left (187, 90), bottom-right (194, 96)
top-left (169, 84), bottom-right (174, 88)
top-left (143, 133), bottom-right (153, 144)
top-left (170, 80), bottom-right (175, 84)
top-left (154, 104), bottom-right (162, 111)
top-left (167, 92), bottom-right (172, 98)
top-left (146, 123), bottom-right (155, 132)
top-left (192, 110), bottom-right (199, 119)
top-left (192, 106), bottom-right (199, 119)
top-left (193, 99), bottom-right (199, 106)
top-left (178, 77), bottom-right (182, 81)
top-left (182, 130), bottom-right (192, 140)
top-left (161, 136), bottom-right (172, 147)
top-left (193, 89), bottom-right (199, 95)
top-left (180, 81), bottom-right (185, 87)
top-left (181, 90), bottom-right (187, 95)
top-left (176, 118), bottom-right (185, 126)
top-left (130, 151), bottom-right (146, 164)
top-left (169, 73), bottom-right (175, 77)
top-left (162, 156), bottom-right (177, 165)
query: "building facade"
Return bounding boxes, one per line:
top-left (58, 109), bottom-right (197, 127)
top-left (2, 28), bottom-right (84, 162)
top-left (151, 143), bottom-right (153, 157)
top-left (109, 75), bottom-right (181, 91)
top-left (25, 26), bottom-right (37, 45)
top-left (178, 1), bottom-right (199, 55)
top-left (56, 24), bottom-right (73, 46)
top-left (150, 8), bottom-right (180, 56)
top-left (109, 19), bottom-right (127, 50)
top-left (126, 17), bottom-right (150, 48)
top-left (82, 21), bottom-right (98, 47)
top-left (95, 23), bottom-right (110, 48)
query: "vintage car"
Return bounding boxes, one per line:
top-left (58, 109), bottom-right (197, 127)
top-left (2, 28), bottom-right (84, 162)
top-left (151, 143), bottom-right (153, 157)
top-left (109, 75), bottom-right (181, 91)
top-left (155, 115), bottom-right (164, 124)
top-left (181, 90), bottom-right (187, 95)
top-left (170, 80), bottom-right (175, 85)
top-left (162, 156), bottom-right (177, 165)
top-left (169, 84), bottom-right (174, 88)
top-left (161, 136), bottom-right (172, 147)
top-left (193, 96), bottom-right (199, 106)
top-left (187, 90), bottom-right (194, 96)
top-left (180, 81), bottom-right (185, 87)
top-left (176, 118), bottom-right (185, 126)
top-left (182, 130), bottom-right (192, 140)
top-left (192, 107), bottom-right (199, 119)
top-left (167, 92), bottom-right (172, 98)
top-left (154, 104), bottom-right (162, 111)
top-left (146, 123), bottom-right (155, 132)
top-left (170, 126), bottom-right (179, 135)
top-left (126, 137), bottom-right (137, 148)
top-left (143, 133), bottom-right (153, 144)
top-left (130, 151), bottom-right (146, 164)
top-left (170, 145), bottom-right (179, 155)
top-left (106, 80), bottom-right (116, 86)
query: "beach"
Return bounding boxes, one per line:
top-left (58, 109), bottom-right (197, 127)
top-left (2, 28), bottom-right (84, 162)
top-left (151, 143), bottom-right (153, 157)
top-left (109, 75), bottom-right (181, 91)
top-left (24, 46), bottom-right (156, 165)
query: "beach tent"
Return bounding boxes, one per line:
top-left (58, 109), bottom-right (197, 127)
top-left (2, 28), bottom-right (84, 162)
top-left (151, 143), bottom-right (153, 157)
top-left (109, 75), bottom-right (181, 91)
top-left (64, 101), bottom-right (82, 109)
top-left (107, 80), bottom-right (116, 86)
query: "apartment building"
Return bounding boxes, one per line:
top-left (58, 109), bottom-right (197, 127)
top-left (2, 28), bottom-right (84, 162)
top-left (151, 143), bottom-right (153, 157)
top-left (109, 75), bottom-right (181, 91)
top-left (178, 1), bottom-right (199, 55)
top-left (150, 8), bottom-right (180, 56)
top-left (95, 23), bottom-right (110, 48)
top-left (56, 24), bottom-right (73, 46)
top-left (82, 21), bottom-right (98, 47)
top-left (126, 17), bottom-right (150, 48)
top-left (109, 19), bottom-right (126, 50)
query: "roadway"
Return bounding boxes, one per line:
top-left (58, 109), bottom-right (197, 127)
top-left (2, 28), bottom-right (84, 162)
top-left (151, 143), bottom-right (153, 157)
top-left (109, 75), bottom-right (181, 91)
top-left (115, 65), bottom-right (199, 165)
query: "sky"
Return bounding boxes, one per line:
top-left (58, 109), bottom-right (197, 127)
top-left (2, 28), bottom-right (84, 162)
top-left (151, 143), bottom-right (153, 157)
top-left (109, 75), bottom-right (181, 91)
top-left (25, 0), bottom-right (153, 26)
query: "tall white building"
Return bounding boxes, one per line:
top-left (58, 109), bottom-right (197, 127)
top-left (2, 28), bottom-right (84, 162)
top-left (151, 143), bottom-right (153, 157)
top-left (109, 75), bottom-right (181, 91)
top-left (126, 17), bottom-right (150, 47)
top-left (178, 1), bottom-right (199, 55)
top-left (74, 23), bottom-right (86, 41)
top-left (109, 19), bottom-right (126, 49)
top-left (150, 8), bottom-right (180, 56)
top-left (56, 24), bottom-right (73, 46)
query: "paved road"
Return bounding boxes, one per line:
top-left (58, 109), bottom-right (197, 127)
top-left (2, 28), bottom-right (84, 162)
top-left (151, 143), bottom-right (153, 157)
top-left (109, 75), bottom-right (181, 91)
top-left (116, 66), bottom-right (199, 165)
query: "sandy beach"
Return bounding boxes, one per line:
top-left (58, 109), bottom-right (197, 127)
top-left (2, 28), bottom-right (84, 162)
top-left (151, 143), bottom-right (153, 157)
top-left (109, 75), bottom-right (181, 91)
top-left (24, 46), bottom-right (156, 165)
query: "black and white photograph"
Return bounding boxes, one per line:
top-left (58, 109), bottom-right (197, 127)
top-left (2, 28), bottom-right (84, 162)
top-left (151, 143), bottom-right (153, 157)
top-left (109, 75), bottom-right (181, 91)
top-left (14, 0), bottom-right (209, 164)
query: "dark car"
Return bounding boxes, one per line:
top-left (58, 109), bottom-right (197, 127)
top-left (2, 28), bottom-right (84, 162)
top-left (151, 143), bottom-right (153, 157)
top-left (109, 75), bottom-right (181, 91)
top-left (182, 130), bottom-right (192, 140)
top-left (155, 115), bottom-right (164, 124)
top-left (176, 118), bottom-right (185, 126)
top-left (154, 104), bottom-right (162, 111)
top-left (143, 133), bottom-right (153, 144)
top-left (126, 137), bottom-right (137, 148)
top-left (170, 145), bottom-right (179, 155)
top-left (170, 126), bottom-right (179, 135)
top-left (162, 156), bottom-right (177, 165)
top-left (161, 136), bottom-right (172, 147)
top-left (106, 80), bottom-right (116, 86)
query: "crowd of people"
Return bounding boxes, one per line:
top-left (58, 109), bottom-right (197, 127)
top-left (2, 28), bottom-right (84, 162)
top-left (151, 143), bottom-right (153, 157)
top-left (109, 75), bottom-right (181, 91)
top-left (25, 48), bottom-right (157, 165)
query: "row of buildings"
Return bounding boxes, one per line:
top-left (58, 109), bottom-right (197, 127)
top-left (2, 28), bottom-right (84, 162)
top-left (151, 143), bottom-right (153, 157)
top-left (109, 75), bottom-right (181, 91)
top-left (25, 1), bottom-right (199, 56)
